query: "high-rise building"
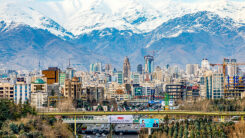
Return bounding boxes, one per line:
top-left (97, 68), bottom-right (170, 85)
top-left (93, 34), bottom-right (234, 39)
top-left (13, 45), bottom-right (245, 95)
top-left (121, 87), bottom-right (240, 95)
top-left (90, 62), bottom-right (102, 73)
top-left (153, 66), bottom-right (163, 81)
top-left (63, 77), bottom-right (82, 100)
top-left (186, 64), bottom-right (193, 75)
top-left (137, 64), bottom-right (143, 74)
top-left (59, 72), bottom-right (66, 86)
top-left (186, 64), bottom-right (199, 75)
top-left (123, 57), bottom-right (131, 79)
top-left (226, 59), bottom-right (238, 76)
top-left (105, 64), bottom-right (112, 73)
top-left (90, 64), bottom-right (95, 73)
top-left (141, 85), bottom-right (156, 100)
top-left (42, 67), bottom-right (60, 84)
top-left (201, 59), bottom-right (210, 70)
top-left (165, 84), bottom-right (185, 100)
top-left (66, 67), bottom-right (75, 80)
top-left (144, 55), bottom-right (154, 73)
top-left (212, 73), bottom-right (224, 99)
top-left (82, 86), bottom-right (104, 102)
top-left (14, 81), bottom-right (31, 104)
top-left (132, 73), bottom-right (140, 84)
top-left (117, 71), bottom-right (123, 84)
top-left (200, 71), bottom-right (224, 99)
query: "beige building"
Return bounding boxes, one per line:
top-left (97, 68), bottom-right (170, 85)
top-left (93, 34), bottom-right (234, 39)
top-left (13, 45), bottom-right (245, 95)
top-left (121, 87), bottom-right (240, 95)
top-left (105, 82), bottom-right (130, 101)
top-left (0, 83), bottom-right (14, 100)
top-left (153, 66), bottom-right (163, 81)
top-left (30, 78), bottom-right (48, 108)
top-left (31, 78), bottom-right (47, 93)
top-left (63, 77), bottom-right (82, 99)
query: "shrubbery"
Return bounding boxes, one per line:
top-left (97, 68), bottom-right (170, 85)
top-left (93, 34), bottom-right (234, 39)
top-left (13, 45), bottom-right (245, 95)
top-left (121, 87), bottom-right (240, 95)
top-left (0, 99), bottom-right (36, 128)
top-left (179, 98), bottom-right (245, 112)
top-left (148, 118), bottom-right (235, 138)
top-left (0, 99), bottom-right (72, 137)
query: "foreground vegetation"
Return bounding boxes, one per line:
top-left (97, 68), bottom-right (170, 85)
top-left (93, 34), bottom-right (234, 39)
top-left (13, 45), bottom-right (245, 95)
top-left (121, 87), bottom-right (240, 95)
top-left (2, 98), bottom-right (245, 137)
top-left (179, 98), bottom-right (245, 112)
top-left (0, 99), bottom-right (72, 137)
top-left (144, 118), bottom-right (233, 138)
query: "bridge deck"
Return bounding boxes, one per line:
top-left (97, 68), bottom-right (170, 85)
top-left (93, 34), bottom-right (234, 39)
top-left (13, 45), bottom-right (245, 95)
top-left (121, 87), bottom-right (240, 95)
top-left (37, 111), bottom-right (245, 116)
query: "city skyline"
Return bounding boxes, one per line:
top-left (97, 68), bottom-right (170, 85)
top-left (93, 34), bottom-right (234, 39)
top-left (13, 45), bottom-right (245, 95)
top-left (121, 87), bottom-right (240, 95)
top-left (1, 0), bottom-right (245, 137)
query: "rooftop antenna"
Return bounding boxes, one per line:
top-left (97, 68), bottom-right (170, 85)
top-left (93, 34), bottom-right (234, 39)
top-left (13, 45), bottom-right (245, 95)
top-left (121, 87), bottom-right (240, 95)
top-left (38, 60), bottom-right (41, 70)
top-left (68, 58), bottom-right (71, 68)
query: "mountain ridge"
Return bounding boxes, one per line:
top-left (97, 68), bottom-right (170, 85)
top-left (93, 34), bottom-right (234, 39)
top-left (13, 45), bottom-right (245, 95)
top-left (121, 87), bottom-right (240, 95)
top-left (0, 0), bottom-right (245, 37)
top-left (0, 11), bottom-right (245, 70)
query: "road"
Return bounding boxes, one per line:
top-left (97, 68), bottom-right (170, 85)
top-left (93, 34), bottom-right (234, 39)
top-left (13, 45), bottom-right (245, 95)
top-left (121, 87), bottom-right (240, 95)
top-left (37, 110), bottom-right (245, 117)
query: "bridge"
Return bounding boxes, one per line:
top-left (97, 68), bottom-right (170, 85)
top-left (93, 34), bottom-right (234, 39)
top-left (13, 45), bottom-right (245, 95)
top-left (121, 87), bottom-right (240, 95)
top-left (37, 110), bottom-right (245, 116)
top-left (62, 118), bottom-right (109, 124)
top-left (38, 111), bottom-right (245, 136)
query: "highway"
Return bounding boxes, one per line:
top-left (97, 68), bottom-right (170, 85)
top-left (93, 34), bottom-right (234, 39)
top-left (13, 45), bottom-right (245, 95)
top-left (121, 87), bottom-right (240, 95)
top-left (38, 110), bottom-right (245, 135)
top-left (37, 110), bottom-right (245, 117)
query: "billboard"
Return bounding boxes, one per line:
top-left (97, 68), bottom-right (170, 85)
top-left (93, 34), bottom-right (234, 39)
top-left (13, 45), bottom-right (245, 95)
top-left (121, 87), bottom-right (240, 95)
top-left (169, 100), bottom-right (174, 106)
top-left (108, 115), bottom-right (133, 124)
top-left (140, 119), bottom-right (159, 128)
top-left (161, 101), bottom-right (165, 106)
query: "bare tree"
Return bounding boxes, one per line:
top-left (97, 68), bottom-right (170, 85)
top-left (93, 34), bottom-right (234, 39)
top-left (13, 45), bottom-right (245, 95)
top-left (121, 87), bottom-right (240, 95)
top-left (56, 98), bottom-right (75, 112)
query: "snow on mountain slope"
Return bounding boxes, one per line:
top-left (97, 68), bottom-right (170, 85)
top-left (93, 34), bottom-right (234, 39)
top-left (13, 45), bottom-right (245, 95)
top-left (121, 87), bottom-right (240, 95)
top-left (40, 0), bottom-right (245, 35)
top-left (0, 0), bottom-right (73, 38)
top-left (1, 10), bottom-right (245, 70)
top-left (0, 0), bottom-right (245, 37)
top-left (146, 11), bottom-right (237, 48)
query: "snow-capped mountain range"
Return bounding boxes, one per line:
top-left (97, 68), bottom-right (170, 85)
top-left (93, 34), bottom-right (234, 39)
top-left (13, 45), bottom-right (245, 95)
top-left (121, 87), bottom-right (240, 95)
top-left (0, 0), bottom-right (245, 70)
top-left (1, 0), bottom-right (245, 37)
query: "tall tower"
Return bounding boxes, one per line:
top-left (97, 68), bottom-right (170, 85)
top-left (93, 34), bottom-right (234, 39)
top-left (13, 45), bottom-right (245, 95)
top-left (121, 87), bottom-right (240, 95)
top-left (144, 55), bottom-right (154, 73)
top-left (137, 64), bottom-right (143, 74)
top-left (123, 57), bottom-right (131, 80)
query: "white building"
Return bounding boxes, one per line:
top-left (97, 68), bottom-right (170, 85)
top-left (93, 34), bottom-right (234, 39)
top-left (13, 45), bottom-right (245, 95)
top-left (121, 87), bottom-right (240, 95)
top-left (90, 62), bottom-right (102, 73)
top-left (14, 82), bottom-right (31, 104)
top-left (132, 73), bottom-right (140, 84)
top-left (186, 64), bottom-right (199, 76)
top-left (31, 92), bottom-right (48, 108)
top-left (201, 59), bottom-right (210, 70)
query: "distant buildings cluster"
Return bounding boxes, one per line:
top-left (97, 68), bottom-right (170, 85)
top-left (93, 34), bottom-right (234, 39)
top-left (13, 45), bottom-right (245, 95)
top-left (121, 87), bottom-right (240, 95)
top-left (0, 56), bottom-right (245, 109)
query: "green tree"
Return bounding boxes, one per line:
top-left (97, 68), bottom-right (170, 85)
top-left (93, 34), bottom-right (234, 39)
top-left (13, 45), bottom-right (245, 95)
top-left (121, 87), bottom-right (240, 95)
top-left (173, 129), bottom-right (178, 138)
top-left (10, 123), bottom-right (19, 134)
top-left (48, 117), bottom-right (57, 126)
top-left (164, 115), bottom-right (169, 124)
top-left (169, 126), bottom-right (174, 137)
top-left (184, 127), bottom-right (189, 138)
top-left (178, 126), bottom-right (183, 138)
top-left (51, 89), bottom-right (55, 96)
top-left (190, 129), bottom-right (195, 138)
top-left (164, 125), bottom-right (169, 134)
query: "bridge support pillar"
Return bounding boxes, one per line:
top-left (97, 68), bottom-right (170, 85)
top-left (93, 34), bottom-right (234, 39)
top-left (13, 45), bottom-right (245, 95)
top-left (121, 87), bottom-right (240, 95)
top-left (74, 115), bottom-right (76, 136)
top-left (148, 128), bottom-right (151, 135)
top-left (221, 116), bottom-right (224, 122)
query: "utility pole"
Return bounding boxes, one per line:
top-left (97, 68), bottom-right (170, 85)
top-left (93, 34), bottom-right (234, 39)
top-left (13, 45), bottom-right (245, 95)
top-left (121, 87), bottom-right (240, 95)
top-left (74, 115), bottom-right (77, 136)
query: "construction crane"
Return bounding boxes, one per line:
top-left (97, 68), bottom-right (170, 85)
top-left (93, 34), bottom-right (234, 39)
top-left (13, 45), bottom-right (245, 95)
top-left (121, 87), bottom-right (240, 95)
top-left (210, 58), bottom-right (245, 98)
top-left (210, 58), bottom-right (245, 77)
